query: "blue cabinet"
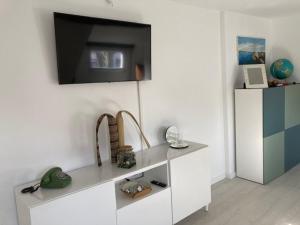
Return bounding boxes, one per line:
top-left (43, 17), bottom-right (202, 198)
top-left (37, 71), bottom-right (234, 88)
top-left (285, 125), bottom-right (300, 171)
top-left (263, 87), bottom-right (285, 137)
top-left (235, 84), bottom-right (300, 184)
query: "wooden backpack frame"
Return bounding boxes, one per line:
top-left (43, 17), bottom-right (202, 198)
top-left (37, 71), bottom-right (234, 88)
top-left (96, 110), bottom-right (150, 167)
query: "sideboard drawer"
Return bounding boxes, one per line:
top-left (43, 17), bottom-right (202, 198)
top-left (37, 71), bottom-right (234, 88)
top-left (117, 188), bottom-right (172, 225)
top-left (27, 182), bottom-right (116, 225)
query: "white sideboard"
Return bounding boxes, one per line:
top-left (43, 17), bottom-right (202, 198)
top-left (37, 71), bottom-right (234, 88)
top-left (15, 142), bottom-right (211, 225)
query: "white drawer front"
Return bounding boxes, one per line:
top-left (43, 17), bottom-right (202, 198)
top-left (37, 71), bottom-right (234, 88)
top-left (30, 182), bottom-right (117, 225)
top-left (170, 149), bottom-right (211, 224)
top-left (117, 188), bottom-right (172, 225)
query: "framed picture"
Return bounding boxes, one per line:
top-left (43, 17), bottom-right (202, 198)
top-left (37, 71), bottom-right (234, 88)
top-left (243, 64), bottom-right (268, 89)
top-left (237, 36), bottom-right (266, 65)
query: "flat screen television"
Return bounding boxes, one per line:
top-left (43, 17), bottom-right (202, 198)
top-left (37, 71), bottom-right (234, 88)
top-left (54, 12), bottom-right (151, 84)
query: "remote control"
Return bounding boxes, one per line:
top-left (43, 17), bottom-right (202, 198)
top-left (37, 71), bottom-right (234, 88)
top-left (151, 180), bottom-right (167, 188)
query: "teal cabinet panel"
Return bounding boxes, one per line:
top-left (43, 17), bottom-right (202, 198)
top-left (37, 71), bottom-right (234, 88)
top-left (263, 87), bottom-right (285, 137)
top-left (285, 125), bottom-right (300, 171)
top-left (285, 85), bottom-right (300, 129)
top-left (264, 132), bottom-right (285, 184)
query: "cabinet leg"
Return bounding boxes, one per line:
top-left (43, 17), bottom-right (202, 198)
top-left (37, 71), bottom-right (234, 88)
top-left (205, 205), bottom-right (209, 212)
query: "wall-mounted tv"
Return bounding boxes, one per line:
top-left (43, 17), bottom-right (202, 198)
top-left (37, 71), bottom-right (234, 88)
top-left (54, 12), bottom-right (151, 84)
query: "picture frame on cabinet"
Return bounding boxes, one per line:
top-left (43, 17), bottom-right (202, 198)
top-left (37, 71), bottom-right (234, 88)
top-left (243, 64), bottom-right (268, 89)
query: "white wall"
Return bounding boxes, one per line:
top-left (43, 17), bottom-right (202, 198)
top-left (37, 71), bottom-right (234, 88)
top-left (0, 0), bottom-right (225, 224)
top-left (272, 14), bottom-right (300, 82)
top-left (138, 4), bottom-right (225, 185)
top-left (221, 12), bottom-right (272, 178)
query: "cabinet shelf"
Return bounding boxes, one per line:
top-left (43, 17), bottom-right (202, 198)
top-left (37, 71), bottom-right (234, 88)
top-left (116, 180), bottom-right (169, 210)
top-left (115, 163), bottom-right (169, 210)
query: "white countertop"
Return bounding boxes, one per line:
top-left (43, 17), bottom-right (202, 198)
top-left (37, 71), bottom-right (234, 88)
top-left (15, 141), bottom-right (207, 207)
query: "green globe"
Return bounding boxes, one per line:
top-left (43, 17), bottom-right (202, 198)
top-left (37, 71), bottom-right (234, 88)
top-left (270, 59), bottom-right (294, 80)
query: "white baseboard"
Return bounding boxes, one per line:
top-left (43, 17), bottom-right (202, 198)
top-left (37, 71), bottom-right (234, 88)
top-left (211, 173), bottom-right (226, 185)
top-left (211, 171), bottom-right (236, 185)
top-left (211, 171), bottom-right (237, 185)
top-left (226, 171), bottom-right (236, 179)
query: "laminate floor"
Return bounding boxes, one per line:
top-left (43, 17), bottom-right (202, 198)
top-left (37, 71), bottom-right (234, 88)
top-left (178, 165), bottom-right (300, 225)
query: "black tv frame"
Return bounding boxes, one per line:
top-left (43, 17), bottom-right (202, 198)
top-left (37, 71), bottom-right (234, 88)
top-left (54, 12), bottom-right (152, 84)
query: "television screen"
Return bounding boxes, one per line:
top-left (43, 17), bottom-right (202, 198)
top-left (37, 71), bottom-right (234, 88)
top-left (54, 13), bottom-right (151, 84)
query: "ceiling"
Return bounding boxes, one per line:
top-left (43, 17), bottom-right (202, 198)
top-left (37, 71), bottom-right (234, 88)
top-left (174, 0), bottom-right (300, 18)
